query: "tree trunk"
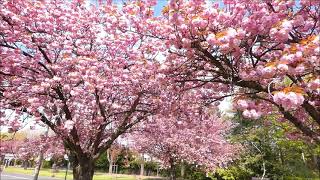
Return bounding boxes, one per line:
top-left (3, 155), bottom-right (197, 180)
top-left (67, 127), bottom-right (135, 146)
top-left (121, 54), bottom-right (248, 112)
top-left (180, 161), bottom-right (185, 178)
top-left (140, 162), bottom-right (144, 176)
top-left (23, 160), bottom-right (28, 170)
top-left (108, 160), bottom-right (113, 174)
top-left (139, 154), bottom-right (145, 180)
top-left (72, 157), bottom-right (95, 180)
top-left (33, 152), bottom-right (44, 180)
top-left (169, 158), bottom-right (176, 180)
top-left (318, 156), bottom-right (320, 176)
top-left (107, 149), bottom-right (113, 174)
top-left (313, 154), bottom-right (320, 175)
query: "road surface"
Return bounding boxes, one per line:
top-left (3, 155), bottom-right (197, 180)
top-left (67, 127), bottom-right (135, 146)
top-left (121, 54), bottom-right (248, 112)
top-left (0, 172), bottom-right (61, 180)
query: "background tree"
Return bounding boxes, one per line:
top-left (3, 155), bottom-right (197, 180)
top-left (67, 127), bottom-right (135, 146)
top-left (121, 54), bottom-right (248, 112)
top-left (106, 144), bottom-right (122, 174)
top-left (215, 113), bottom-right (320, 179)
top-left (131, 96), bottom-right (238, 180)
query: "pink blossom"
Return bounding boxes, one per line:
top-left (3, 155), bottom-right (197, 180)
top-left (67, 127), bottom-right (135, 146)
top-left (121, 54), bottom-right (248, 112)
top-left (281, 20), bottom-right (293, 31)
top-left (307, 78), bottom-right (320, 91)
top-left (242, 109), bottom-right (261, 119)
top-left (261, 66), bottom-right (276, 78)
top-left (64, 120), bottom-right (75, 130)
top-left (181, 38), bottom-right (191, 48)
top-left (277, 63), bottom-right (289, 72)
top-left (273, 92), bottom-right (305, 110)
top-left (206, 33), bottom-right (216, 45)
top-left (239, 69), bottom-right (259, 81)
top-left (131, 107), bottom-right (239, 170)
top-left (236, 99), bottom-right (249, 110)
top-left (192, 17), bottom-right (207, 29)
top-left (293, 64), bottom-right (305, 75)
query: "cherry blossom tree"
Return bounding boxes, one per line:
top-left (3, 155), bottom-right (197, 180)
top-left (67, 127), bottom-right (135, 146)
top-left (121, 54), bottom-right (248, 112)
top-left (153, 0), bottom-right (320, 142)
top-left (0, 139), bottom-right (20, 158)
top-left (0, 1), bottom-right (165, 179)
top-left (106, 143), bottom-right (122, 174)
top-left (0, 136), bottom-right (64, 169)
top-left (2, 0), bottom-right (319, 179)
top-left (0, 139), bottom-right (21, 167)
top-left (131, 90), bottom-right (238, 180)
top-left (14, 136), bottom-right (64, 160)
top-left (132, 115), bottom-right (237, 180)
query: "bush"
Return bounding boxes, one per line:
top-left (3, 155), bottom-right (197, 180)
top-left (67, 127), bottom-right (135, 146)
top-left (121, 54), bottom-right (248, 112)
top-left (188, 171), bottom-right (208, 180)
top-left (95, 152), bottom-right (108, 170)
top-left (42, 160), bottom-right (53, 169)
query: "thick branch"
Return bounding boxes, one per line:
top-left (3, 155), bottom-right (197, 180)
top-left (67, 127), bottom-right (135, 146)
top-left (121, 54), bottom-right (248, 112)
top-left (279, 106), bottom-right (320, 143)
top-left (93, 93), bottom-right (143, 157)
top-left (38, 46), bottom-right (52, 64)
top-left (252, 95), bottom-right (320, 143)
top-left (302, 101), bottom-right (320, 126)
top-left (91, 89), bottom-right (110, 152)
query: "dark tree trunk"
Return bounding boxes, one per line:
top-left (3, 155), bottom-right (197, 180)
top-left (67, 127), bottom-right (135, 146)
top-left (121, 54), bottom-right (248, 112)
top-left (23, 160), bottom-right (28, 169)
top-left (214, 172), bottom-right (223, 180)
top-left (72, 155), bottom-right (95, 180)
top-left (313, 154), bottom-right (320, 176)
top-left (169, 158), bottom-right (176, 180)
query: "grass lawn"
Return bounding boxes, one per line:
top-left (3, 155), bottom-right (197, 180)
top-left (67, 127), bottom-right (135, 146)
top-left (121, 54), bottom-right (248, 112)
top-left (2, 166), bottom-right (160, 180)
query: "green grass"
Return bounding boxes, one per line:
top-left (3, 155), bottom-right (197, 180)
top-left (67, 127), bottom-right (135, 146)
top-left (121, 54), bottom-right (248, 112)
top-left (2, 166), bottom-right (159, 180)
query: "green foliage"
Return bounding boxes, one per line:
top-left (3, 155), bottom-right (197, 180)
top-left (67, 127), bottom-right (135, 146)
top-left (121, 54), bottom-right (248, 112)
top-left (94, 147), bottom-right (144, 174)
top-left (215, 113), bottom-right (320, 179)
top-left (95, 151), bottom-right (109, 170)
top-left (189, 171), bottom-right (208, 180)
top-left (42, 158), bottom-right (68, 169)
top-left (215, 165), bottom-right (253, 180)
top-left (170, 163), bottom-right (212, 180)
top-left (117, 148), bottom-right (138, 173)
top-left (42, 160), bottom-right (52, 169)
top-left (144, 161), bottom-right (159, 176)
top-left (127, 159), bottom-right (141, 174)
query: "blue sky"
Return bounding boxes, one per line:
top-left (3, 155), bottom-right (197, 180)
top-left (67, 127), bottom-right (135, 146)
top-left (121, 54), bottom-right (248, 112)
top-left (89, 0), bottom-right (168, 16)
top-left (154, 1), bottom-right (167, 16)
top-left (89, 0), bottom-right (228, 16)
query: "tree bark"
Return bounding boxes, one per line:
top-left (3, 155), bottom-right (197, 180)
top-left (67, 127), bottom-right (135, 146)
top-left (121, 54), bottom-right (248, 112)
top-left (33, 152), bottom-right (44, 180)
top-left (313, 154), bottom-right (320, 176)
top-left (180, 162), bottom-right (185, 178)
top-left (108, 160), bottom-right (113, 174)
top-left (140, 162), bottom-right (144, 177)
top-left (169, 158), bottom-right (176, 180)
top-left (72, 157), bottom-right (95, 180)
top-left (107, 149), bottom-right (113, 174)
top-left (33, 127), bottom-right (49, 180)
top-left (23, 160), bottom-right (28, 170)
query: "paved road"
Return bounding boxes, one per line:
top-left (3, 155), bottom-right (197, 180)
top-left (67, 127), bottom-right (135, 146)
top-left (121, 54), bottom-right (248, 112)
top-left (0, 172), bottom-right (61, 180)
